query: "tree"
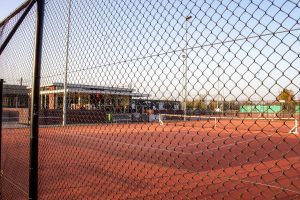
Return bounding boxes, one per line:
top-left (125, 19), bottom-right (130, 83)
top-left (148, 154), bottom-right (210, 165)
top-left (208, 100), bottom-right (218, 111)
top-left (277, 89), bottom-right (294, 102)
top-left (197, 95), bottom-right (207, 110)
top-left (186, 99), bottom-right (198, 110)
top-left (277, 89), bottom-right (296, 113)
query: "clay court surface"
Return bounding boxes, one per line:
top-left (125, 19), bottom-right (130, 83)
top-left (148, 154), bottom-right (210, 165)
top-left (1, 118), bottom-right (300, 199)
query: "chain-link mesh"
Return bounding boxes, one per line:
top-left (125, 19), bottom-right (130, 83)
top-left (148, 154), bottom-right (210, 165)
top-left (1, 0), bottom-right (300, 199)
top-left (0, 9), bottom-right (25, 46)
top-left (0, 3), bottom-right (36, 199)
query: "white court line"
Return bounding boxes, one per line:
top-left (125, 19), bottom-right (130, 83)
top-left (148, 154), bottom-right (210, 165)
top-left (226, 176), bottom-right (300, 195)
top-left (44, 130), bottom-right (300, 197)
top-left (63, 128), bottom-right (272, 153)
top-left (1, 175), bottom-right (28, 196)
top-left (46, 131), bottom-right (300, 194)
top-left (58, 130), bottom-right (273, 156)
top-left (192, 135), bottom-right (272, 155)
top-left (58, 125), bottom-right (269, 151)
top-left (169, 131), bottom-right (269, 150)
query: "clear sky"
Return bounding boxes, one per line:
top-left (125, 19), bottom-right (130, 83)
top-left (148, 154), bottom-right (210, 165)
top-left (0, 0), bottom-right (25, 22)
top-left (1, 0), bottom-right (299, 102)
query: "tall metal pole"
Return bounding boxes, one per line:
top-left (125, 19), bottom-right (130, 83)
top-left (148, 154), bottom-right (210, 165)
top-left (183, 16), bottom-right (192, 120)
top-left (62, 0), bottom-right (72, 126)
top-left (29, 0), bottom-right (44, 199)
top-left (216, 64), bottom-right (219, 112)
top-left (221, 59), bottom-right (225, 115)
top-left (217, 59), bottom-right (225, 113)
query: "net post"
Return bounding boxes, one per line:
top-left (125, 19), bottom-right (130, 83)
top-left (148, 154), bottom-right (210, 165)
top-left (214, 117), bottom-right (217, 129)
top-left (294, 118), bottom-right (298, 134)
top-left (296, 118), bottom-right (298, 134)
top-left (289, 118), bottom-right (299, 134)
top-left (159, 114), bottom-right (163, 125)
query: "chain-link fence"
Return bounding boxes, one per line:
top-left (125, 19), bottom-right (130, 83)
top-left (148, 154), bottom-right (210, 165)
top-left (0, 1), bottom-right (36, 199)
top-left (1, 0), bottom-right (300, 199)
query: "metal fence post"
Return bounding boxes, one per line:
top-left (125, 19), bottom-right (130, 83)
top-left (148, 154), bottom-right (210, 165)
top-left (29, 0), bottom-right (44, 199)
top-left (0, 79), bottom-right (3, 198)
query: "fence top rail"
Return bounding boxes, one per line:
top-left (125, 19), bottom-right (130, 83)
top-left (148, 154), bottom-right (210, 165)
top-left (0, 0), bottom-right (33, 27)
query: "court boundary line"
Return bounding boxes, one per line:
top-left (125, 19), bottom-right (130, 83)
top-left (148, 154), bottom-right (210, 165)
top-left (226, 176), bottom-right (300, 195)
top-left (1, 174), bottom-right (28, 196)
top-left (59, 130), bottom-right (275, 156)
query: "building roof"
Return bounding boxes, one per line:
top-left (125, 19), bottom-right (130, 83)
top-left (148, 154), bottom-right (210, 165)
top-left (40, 82), bottom-right (134, 92)
top-left (3, 84), bottom-right (28, 95)
top-left (38, 82), bottom-right (149, 97)
top-left (132, 99), bottom-right (180, 103)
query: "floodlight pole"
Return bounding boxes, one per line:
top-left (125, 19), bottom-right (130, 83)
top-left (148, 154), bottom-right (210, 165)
top-left (217, 59), bottom-right (225, 114)
top-left (63, 0), bottom-right (72, 126)
top-left (217, 64), bottom-right (219, 112)
top-left (183, 15), bottom-right (192, 120)
top-left (221, 59), bottom-right (225, 115)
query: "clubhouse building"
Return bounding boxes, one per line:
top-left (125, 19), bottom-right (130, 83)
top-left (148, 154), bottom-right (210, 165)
top-left (2, 84), bottom-right (28, 108)
top-left (39, 82), bottom-right (149, 113)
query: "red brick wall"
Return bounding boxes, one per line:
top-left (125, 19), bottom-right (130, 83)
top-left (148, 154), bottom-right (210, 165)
top-left (49, 94), bottom-right (55, 109)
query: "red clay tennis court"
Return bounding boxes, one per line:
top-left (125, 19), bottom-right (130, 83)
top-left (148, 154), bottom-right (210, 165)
top-left (1, 0), bottom-right (300, 199)
top-left (2, 116), bottom-right (299, 199)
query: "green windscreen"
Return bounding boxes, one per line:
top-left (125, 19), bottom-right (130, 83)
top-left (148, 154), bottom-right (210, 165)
top-left (296, 105), bottom-right (300, 113)
top-left (240, 105), bottom-right (282, 113)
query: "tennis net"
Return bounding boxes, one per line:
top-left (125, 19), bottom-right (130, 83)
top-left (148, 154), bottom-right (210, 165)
top-left (158, 114), bottom-right (299, 134)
